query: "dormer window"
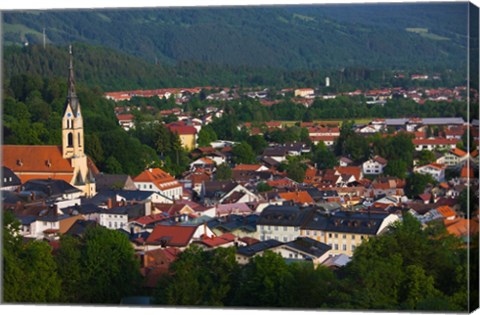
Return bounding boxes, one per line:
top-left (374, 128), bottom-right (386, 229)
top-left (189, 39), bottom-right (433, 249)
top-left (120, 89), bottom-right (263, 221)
top-left (16, 159), bottom-right (23, 166)
top-left (46, 160), bottom-right (52, 167)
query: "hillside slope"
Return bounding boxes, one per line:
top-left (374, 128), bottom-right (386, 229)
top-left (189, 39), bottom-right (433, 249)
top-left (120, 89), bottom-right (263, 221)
top-left (3, 3), bottom-right (468, 71)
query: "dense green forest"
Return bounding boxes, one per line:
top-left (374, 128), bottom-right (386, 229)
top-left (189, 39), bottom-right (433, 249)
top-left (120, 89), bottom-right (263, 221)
top-left (3, 4), bottom-right (468, 71)
top-left (4, 209), bottom-right (475, 311)
top-left (3, 44), bottom-right (468, 92)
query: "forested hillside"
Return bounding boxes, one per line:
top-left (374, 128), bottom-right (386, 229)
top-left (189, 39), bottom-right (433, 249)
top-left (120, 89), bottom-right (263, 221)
top-left (3, 3), bottom-right (468, 71)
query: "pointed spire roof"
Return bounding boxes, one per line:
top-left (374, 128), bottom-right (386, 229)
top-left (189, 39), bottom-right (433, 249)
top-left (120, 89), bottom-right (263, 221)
top-left (64, 45), bottom-right (80, 117)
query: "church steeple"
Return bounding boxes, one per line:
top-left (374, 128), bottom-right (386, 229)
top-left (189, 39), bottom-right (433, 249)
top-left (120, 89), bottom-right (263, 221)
top-left (62, 45), bottom-right (84, 159)
top-left (65, 45), bottom-right (80, 116)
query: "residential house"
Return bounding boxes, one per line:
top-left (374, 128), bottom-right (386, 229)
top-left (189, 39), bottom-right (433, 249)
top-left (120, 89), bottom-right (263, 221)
top-left (133, 168), bottom-right (183, 200)
top-left (443, 148), bottom-right (469, 167)
top-left (294, 88), bottom-right (315, 98)
top-left (21, 178), bottom-right (83, 210)
top-left (145, 224), bottom-right (215, 250)
top-left (362, 156), bottom-right (388, 175)
top-left (166, 121), bottom-right (197, 150)
top-left (414, 163), bottom-right (447, 182)
top-left (236, 239), bottom-right (283, 264)
top-left (94, 173), bottom-right (137, 191)
top-left (278, 191), bottom-right (314, 206)
top-left (1, 166), bottom-right (21, 191)
top-left (208, 214), bottom-right (259, 239)
top-left (257, 205), bottom-right (313, 242)
top-left (116, 113), bottom-right (135, 131)
top-left (412, 138), bottom-right (458, 151)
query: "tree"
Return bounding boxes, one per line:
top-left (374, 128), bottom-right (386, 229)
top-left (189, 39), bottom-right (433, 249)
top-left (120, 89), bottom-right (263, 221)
top-left (3, 211), bottom-right (61, 303)
top-left (257, 181), bottom-right (272, 192)
top-left (216, 163), bottom-right (232, 180)
top-left (416, 150), bottom-right (436, 166)
top-left (405, 172), bottom-right (435, 198)
top-left (313, 142), bottom-right (338, 170)
top-left (197, 124), bottom-right (217, 147)
top-left (233, 251), bottom-right (292, 307)
top-left (155, 246), bottom-right (239, 306)
top-left (384, 160), bottom-right (408, 179)
top-left (286, 159), bottom-right (306, 183)
top-left (246, 135), bottom-right (268, 155)
top-left (232, 141), bottom-right (256, 164)
top-left (56, 226), bottom-right (142, 304)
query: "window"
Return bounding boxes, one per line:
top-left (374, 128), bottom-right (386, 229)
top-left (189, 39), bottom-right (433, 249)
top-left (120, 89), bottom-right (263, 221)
top-left (306, 230), bottom-right (310, 236)
top-left (283, 226), bottom-right (287, 231)
top-left (275, 226), bottom-right (279, 231)
top-left (314, 231), bottom-right (317, 236)
top-left (334, 244), bottom-right (338, 250)
top-left (343, 234), bottom-right (347, 239)
top-left (260, 226), bottom-right (264, 231)
top-left (351, 245), bottom-right (356, 251)
top-left (334, 233), bottom-right (338, 238)
top-left (150, 184), bottom-right (153, 189)
top-left (109, 222), bottom-right (112, 228)
top-left (342, 244), bottom-right (347, 251)
top-left (321, 232), bottom-right (325, 237)
top-left (283, 237), bottom-right (288, 242)
top-left (268, 226), bottom-right (271, 231)
top-left (329, 233), bottom-right (332, 238)
top-left (351, 235), bottom-right (355, 240)
top-left (43, 221), bottom-right (47, 226)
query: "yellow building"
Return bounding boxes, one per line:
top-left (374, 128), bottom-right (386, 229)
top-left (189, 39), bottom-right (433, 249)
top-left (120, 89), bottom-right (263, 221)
top-left (300, 211), bottom-right (399, 256)
top-left (166, 122), bottom-right (197, 151)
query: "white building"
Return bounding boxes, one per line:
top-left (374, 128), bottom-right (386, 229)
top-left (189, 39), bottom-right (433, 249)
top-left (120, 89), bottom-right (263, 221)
top-left (414, 163), bottom-right (447, 182)
top-left (362, 156), bottom-right (388, 175)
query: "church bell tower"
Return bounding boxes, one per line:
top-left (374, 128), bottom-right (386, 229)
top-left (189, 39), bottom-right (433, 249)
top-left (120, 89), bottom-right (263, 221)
top-left (62, 45), bottom-right (84, 159)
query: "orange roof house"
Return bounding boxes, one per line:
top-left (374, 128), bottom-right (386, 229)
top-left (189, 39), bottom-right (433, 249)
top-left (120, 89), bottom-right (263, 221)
top-left (133, 168), bottom-right (183, 200)
top-left (444, 218), bottom-right (479, 238)
top-left (278, 191), bottom-right (314, 205)
top-left (334, 166), bottom-right (362, 181)
top-left (436, 205), bottom-right (457, 220)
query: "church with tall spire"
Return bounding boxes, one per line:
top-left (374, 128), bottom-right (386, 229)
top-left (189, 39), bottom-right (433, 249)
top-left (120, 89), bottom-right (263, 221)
top-left (2, 46), bottom-right (97, 197)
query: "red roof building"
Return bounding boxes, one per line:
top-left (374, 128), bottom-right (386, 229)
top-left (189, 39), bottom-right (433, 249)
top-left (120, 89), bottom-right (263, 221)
top-left (133, 168), bottom-right (183, 200)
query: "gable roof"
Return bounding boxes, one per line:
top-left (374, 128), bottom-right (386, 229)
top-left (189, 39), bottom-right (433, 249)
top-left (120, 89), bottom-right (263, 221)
top-left (278, 191), bottom-right (314, 204)
top-left (283, 237), bottom-right (331, 258)
top-left (22, 178), bottom-right (82, 198)
top-left (2, 145), bottom-right (74, 181)
top-left (146, 225), bottom-right (198, 247)
top-left (236, 239), bottom-right (282, 257)
top-left (436, 205), bottom-right (456, 218)
top-left (133, 168), bottom-right (181, 190)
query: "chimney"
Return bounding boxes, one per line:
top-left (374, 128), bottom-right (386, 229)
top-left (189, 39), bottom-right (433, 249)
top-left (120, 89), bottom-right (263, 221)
top-left (107, 198), bottom-right (113, 209)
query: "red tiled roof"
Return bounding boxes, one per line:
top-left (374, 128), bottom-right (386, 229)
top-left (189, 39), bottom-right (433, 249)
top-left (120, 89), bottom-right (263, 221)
top-left (166, 122), bottom-right (197, 135)
top-left (278, 191), bottom-right (314, 204)
top-left (436, 205), bottom-right (457, 218)
top-left (146, 225), bottom-right (198, 247)
top-left (197, 233), bottom-right (236, 248)
top-left (133, 168), bottom-right (182, 190)
top-left (450, 147), bottom-right (468, 157)
top-left (2, 145), bottom-right (75, 183)
top-left (412, 138), bottom-right (458, 145)
top-left (444, 218), bottom-right (479, 237)
top-left (460, 164), bottom-right (473, 178)
top-left (233, 164), bottom-right (262, 171)
top-left (133, 213), bottom-right (169, 225)
top-left (116, 114), bottom-right (134, 121)
top-left (3, 145), bottom-right (73, 173)
top-left (334, 166), bottom-right (362, 180)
